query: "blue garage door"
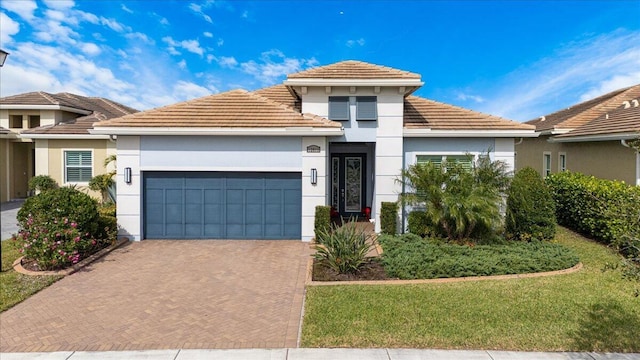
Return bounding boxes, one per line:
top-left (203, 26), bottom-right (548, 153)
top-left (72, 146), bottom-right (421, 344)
top-left (144, 172), bottom-right (302, 239)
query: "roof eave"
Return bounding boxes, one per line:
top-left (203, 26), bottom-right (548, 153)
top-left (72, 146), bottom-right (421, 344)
top-left (403, 129), bottom-right (539, 138)
top-left (283, 78), bottom-right (424, 88)
top-left (90, 127), bottom-right (345, 136)
top-left (0, 104), bottom-right (92, 115)
top-left (550, 132), bottom-right (640, 143)
top-left (19, 133), bottom-right (110, 140)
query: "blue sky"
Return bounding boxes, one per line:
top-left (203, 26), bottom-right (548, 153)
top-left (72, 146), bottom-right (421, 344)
top-left (0, 0), bottom-right (639, 121)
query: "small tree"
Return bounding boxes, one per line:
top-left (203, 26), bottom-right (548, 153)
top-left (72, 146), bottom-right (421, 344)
top-left (28, 175), bottom-right (58, 193)
top-left (89, 174), bottom-right (114, 204)
top-left (399, 152), bottom-right (510, 243)
top-left (506, 167), bottom-right (556, 241)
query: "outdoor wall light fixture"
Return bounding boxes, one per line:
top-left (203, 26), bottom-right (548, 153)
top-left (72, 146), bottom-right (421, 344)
top-left (310, 168), bottom-right (318, 185)
top-left (124, 167), bottom-right (132, 184)
top-left (0, 49), bottom-right (9, 67)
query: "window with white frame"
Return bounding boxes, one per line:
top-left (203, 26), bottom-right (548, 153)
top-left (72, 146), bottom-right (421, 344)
top-left (328, 96), bottom-right (350, 121)
top-left (417, 154), bottom-right (474, 172)
top-left (558, 153), bottom-right (566, 172)
top-left (65, 151), bottom-right (92, 183)
top-left (543, 152), bottom-right (552, 177)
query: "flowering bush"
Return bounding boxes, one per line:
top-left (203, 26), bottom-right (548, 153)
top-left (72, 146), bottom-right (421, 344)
top-left (12, 214), bottom-right (108, 270)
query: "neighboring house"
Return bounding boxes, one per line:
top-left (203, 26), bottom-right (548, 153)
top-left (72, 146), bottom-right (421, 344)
top-left (0, 92), bottom-right (138, 202)
top-left (517, 84), bottom-right (640, 185)
top-left (91, 60), bottom-right (536, 241)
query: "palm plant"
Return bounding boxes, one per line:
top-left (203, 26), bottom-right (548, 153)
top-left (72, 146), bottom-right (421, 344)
top-left (313, 219), bottom-right (373, 274)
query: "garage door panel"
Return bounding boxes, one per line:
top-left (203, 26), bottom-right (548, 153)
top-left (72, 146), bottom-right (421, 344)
top-left (144, 172), bottom-right (301, 239)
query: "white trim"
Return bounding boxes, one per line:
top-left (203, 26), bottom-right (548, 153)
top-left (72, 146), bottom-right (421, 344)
top-left (550, 132), bottom-right (640, 142)
top-left (20, 133), bottom-right (110, 140)
top-left (543, 152), bottom-right (552, 178)
top-left (62, 149), bottom-right (94, 185)
top-left (0, 104), bottom-right (92, 115)
top-left (538, 129), bottom-right (572, 136)
top-left (90, 127), bottom-right (344, 136)
top-left (403, 129), bottom-right (538, 138)
top-left (283, 78), bottom-right (424, 87)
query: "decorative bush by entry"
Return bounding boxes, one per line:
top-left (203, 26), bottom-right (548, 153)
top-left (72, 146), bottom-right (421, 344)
top-left (407, 210), bottom-right (431, 238)
top-left (378, 234), bottom-right (579, 279)
top-left (314, 206), bottom-right (331, 241)
top-left (313, 219), bottom-right (373, 274)
top-left (545, 171), bottom-right (640, 245)
top-left (28, 175), bottom-right (58, 193)
top-left (505, 167), bottom-right (556, 241)
top-left (13, 186), bottom-right (115, 270)
top-left (380, 202), bottom-right (398, 235)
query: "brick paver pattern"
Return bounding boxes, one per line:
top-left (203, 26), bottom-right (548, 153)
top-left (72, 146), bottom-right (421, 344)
top-left (0, 240), bottom-right (310, 352)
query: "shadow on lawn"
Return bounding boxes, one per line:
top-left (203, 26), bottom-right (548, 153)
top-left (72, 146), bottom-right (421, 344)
top-left (570, 299), bottom-right (640, 352)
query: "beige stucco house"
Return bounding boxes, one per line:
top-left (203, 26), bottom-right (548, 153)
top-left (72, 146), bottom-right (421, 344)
top-left (0, 92), bottom-right (138, 202)
top-left (516, 84), bottom-right (640, 185)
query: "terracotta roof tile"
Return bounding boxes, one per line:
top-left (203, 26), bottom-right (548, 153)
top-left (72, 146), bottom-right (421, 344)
top-left (526, 84), bottom-right (640, 132)
top-left (252, 85), bottom-right (301, 112)
top-left (95, 89), bottom-right (341, 128)
top-left (287, 60), bottom-right (421, 79)
top-left (404, 96), bottom-right (534, 131)
top-left (555, 100), bottom-right (640, 139)
top-left (4, 92), bottom-right (139, 135)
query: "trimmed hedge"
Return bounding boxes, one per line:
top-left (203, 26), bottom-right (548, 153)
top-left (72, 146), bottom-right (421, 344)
top-left (545, 171), bottom-right (640, 245)
top-left (314, 206), bottom-right (331, 241)
top-left (28, 175), bottom-right (58, 192)
top-left (407, 210), bottom-right (430, 238)
top-left (378, 234), bottom-right (579, 279)
top-left (506, 167), bottom-right (556, 241)
top-left (380, 202), bottom-right (398, 235)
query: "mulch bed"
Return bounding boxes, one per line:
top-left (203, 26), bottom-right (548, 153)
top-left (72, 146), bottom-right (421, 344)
top-left (312, 258), bottom-right (392, 281)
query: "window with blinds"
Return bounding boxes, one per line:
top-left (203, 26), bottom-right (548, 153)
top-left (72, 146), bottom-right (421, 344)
top-left (416, 155), bottom-right (473, 172)
top-left (328, 96), bottom-right (350, 121)
top-left (356, 96), bottom-right (377, 121)
top-left (65, 151), bottom-right (92, 182)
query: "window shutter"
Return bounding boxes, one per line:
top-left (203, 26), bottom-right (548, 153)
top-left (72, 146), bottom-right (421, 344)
top-left (328, 96), bottom-right (350, 120)
top-left (417, 155), bottom-right (443, 169)
top-left (447, 155), bottom-right (473, 172)
top-left (356, 96), bottom-right (377, 120)
top-left (65, 151), bottom-right (92, 182)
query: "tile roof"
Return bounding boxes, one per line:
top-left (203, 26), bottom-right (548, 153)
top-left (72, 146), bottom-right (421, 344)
top-left (3, 92), bottom-right (138, 135)
top-left (526, 84), bottom-right (640, 132)
top-left (555, 100), bottom-right (640, 139)
top-left (95, 89), bottom-right (341, 128)
top-left (252, 85), bottom-right (301, 112)
top-left (287, 60), bottom-right (421, 80)
top-left (404, 96), bottom-right (535, 131)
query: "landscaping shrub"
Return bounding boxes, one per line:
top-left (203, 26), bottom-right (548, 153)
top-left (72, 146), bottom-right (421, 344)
top-left (28, 175), bottom-right (58, 193)
top-left (314, 205), bottom-right (331, 241)
top-left (545, 171), bottom-right (640, 245)
top-left (89, 173), bottom-right (115, 204)
top-left (380, 201), bottom-right (398, 235)
top-left (17, 186), bottom-right (100, 237)
top-left (314, 219), bottom-right (373, 274)
top-left (407, 210), bottom-right (430, 238)
top-left (506, 167), bottom-right (556, 241)
top-left (377, 234), bottom-right (579, 279)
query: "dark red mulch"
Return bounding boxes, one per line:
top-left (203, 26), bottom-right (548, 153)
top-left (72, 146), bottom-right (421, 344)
top-left (312, 258), bottom-right (392, 281)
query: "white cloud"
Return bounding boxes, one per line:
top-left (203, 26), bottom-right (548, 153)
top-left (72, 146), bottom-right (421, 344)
top-left (126, 32), bottom-right (154, 44)
top-left (240, 50), bottom-right (318, 84)
top-left (121, 4), bottom-right (133, 14)
top-left (99, 17), bottom-right (130, 33)
top-left (0, 12), bottom-right (20, 44)
top-left (42, 0), bottom-right (75, 10)
top-left (178, 60), bottom-right (187, 70)
top-left (475, 29), bottom-right (640, 121)
top-left (162, 36), bottom-right (204, 56)
top-left (203, 31), bottom-right (213, 38)
top-left (1, 0), bottom-right (37, 21)
top-left (34, 20), bottom-right (79, 44)
top-left (173, 80), bottom-right (213, 99)
top-left (217, 38), bottom-right (224, 46)
top-left (189, 3), bottom-right (212, 23)
top-left (456, 92), bottom-right (485, 103)
top-left (218, 56), bottom-right (238, 68)
top-left (346, 38), bottom-right (365, 47)
top-left (80, 42), bottom-right (101, 56)
top-left (241, 10), bottom-right (248, 19)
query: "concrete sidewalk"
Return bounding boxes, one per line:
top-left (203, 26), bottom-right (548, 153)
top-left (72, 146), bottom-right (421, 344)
top-left (2, 349), bottom-right (639, 359)
top-left (1, 200), bottom-right (23, 240)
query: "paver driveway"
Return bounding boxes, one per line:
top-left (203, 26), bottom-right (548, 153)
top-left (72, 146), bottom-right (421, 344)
top-left (0, 240), bottom-right (310, 352)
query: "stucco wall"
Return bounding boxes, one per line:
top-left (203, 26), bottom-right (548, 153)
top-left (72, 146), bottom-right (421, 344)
top-left (517, 136), bottom-right (637, 184)
top-left (0, 139), bottom-right (8, 202)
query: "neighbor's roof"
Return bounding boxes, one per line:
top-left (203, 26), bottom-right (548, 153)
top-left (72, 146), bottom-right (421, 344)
top-left (526, 84), bottom-right (640, 132)
top-left (94, 89), bottom-right (341, 128)
top-left (14, 92), bottom-right (139, 136)
top-left (287, 60), bottom-right (421, 79)
top-left (404, 96), bottom-right (535, 131)
top-left (555, 99), bottom-right (640, 140)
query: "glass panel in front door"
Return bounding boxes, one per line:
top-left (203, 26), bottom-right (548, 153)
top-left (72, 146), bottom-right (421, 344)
top-left (331, 157), bottom-right (339, 210)
top-left (345, 157), bottom-right (362, 212)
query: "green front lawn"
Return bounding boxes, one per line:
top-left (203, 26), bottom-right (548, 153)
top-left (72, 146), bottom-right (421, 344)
top-left (0, 240), bottom-right (62, 312)
top-left (302, 227), bottom-right (640, 351)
